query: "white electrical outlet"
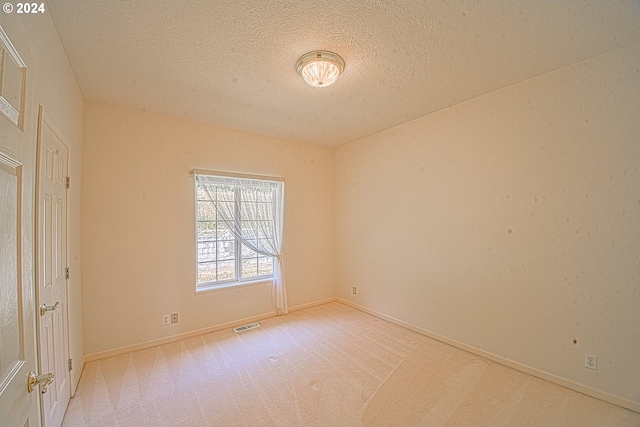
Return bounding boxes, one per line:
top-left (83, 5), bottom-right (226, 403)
top-left (352, 286), bottom-right (357, 295)
top-left (585, 353), bottom-right (597, 370)
top-left (162, 314), bottom-right (170, 326)
top-left (171, 312), bottom-right (179, 324)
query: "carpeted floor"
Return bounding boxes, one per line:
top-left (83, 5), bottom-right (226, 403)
top-left (62, 302), bottom-right (640, 426)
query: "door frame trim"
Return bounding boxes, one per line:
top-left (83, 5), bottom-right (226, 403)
top-left (34, 104), bottom-right (71, 426)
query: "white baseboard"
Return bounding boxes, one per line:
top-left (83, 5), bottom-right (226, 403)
top-left (336, 298), bottom-right (640, 414)
top-left (289, 297), bottom-right (337, 312)
top-left (71, 354), bottom-right (86, 396)
top-left (83, 311), bottom-right (277, 363)
top-left (83, 297), bottom-right (338, 364)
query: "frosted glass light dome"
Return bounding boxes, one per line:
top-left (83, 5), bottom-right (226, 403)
top-left (296, 51), bottom-right (345, 88)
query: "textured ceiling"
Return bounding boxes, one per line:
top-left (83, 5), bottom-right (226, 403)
top-left (48, 0), bottom-right (640, 147)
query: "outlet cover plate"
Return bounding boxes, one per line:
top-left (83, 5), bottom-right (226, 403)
top-left (585, 353), bottom-right (597, 370)
top-left (171, 312), bottom-right (179, 324)
top-left (162, 314), bottom-right (170, 326)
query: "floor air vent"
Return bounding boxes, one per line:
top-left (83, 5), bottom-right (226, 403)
top-left (233, 322), bottom-right (260, 333)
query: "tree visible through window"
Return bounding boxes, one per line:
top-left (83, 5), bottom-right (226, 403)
top-left (195, 173), bottom-right (283, 290)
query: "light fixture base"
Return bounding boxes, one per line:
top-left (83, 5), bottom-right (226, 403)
top-left (296, 50), bottom-right (345, 88)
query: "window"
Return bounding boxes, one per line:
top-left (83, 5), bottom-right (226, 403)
top-left (194, 171), bottom-right (284, 292)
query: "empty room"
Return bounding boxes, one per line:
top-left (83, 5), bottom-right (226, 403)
top-left (0, 1), bottom-right (639, 426)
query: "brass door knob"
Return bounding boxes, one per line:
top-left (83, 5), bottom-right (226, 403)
top-left (39, 301), bottom-right (60, 316)
top-left (27, 371), bottom-right (54, 394)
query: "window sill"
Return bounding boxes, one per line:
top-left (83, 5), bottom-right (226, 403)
top-left (195, 278), bottom-right (273, 295)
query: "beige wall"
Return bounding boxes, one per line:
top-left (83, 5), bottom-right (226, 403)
top-left (0, 13), bottom-right (84, 391)
top-left (335, 43), bottom-right (640, 406)
top-left (81, 102), bottom-right (334, 355)
top-left (6, 4), bottom-right (639, 414)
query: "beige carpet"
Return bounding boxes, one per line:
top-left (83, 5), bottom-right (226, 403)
top-left (62, 302), bottom-right (640, 426)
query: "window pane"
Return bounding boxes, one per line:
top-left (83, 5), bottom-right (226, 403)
top-left (241, 258), bottom-right (258, 279)
top-left (197, 201), bottom-right (216, 221)
top-left (217, 187), bottom-right (235, 201)
top-left (256, 221), bottom-right (273, 239)
top-left (217, 201), bottom-right (235, 218)
top-left (258, 257), bottom-right (274, 276)
top-left (256, 238), bottom-right (272, 253)
top-left (197, 221), bottom-right (216, 239)
top-left (241, 220), bottom-right (257, 239)
top-left (217, 260), bottom-right (236, 281)
top-left (217, 221), bottom-right (234, 240)
top-left (196, 185), bottom-right (210, 201)
top-left (253, 187), bottom-right (273, 203)
top-left (241, 242), bottom-right (257, 259)
top-left (240, 219), bottom-right (256, 229)
top-left (240, 187), bottom-right (257, 202)
top-left (197, 241), bottom-right (216, 263)
top-left (256, 202), bottom-right (273, 220)
top-left (217, 239), bottom-right (235, 261)
top-left (241, 201), bottom-right (258, 218)
top-left (197, 262), bottom-right (216, 284)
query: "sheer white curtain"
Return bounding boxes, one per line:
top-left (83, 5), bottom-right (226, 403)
top-left (195, 172), bottom-right (288, 315)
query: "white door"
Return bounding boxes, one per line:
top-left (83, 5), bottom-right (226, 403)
top-left (36, 106), bottom-right (70, 427)
top-left (0, 23), bottom-right (41, 427)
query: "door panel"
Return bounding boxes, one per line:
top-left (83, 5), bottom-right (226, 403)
top-left (36, 106), bottom-right (70, 427)
top-left (44, 194), bottom-right (52, 289)
top-left (0, 154), bottom-right (35, 427)
top-left (55, 199), bottom-right (63, 280)
top-left (0, 162), bottom-right (20, 374)
top-left (41, 312), bottom-right (60, 420)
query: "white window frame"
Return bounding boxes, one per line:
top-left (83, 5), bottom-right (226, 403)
top-left (194, 170), bottom-right (281, 293)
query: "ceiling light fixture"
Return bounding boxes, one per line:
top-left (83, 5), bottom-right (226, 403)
top-left (296, 50), bottom-right (345, 88)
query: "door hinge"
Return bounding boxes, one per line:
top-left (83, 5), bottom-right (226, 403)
top-left (65, 267), bottom-right (70, 280)
top-left (68, 358), bottom-right (73, 371)
top-left (66, 176), bottom-right (70, 189)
